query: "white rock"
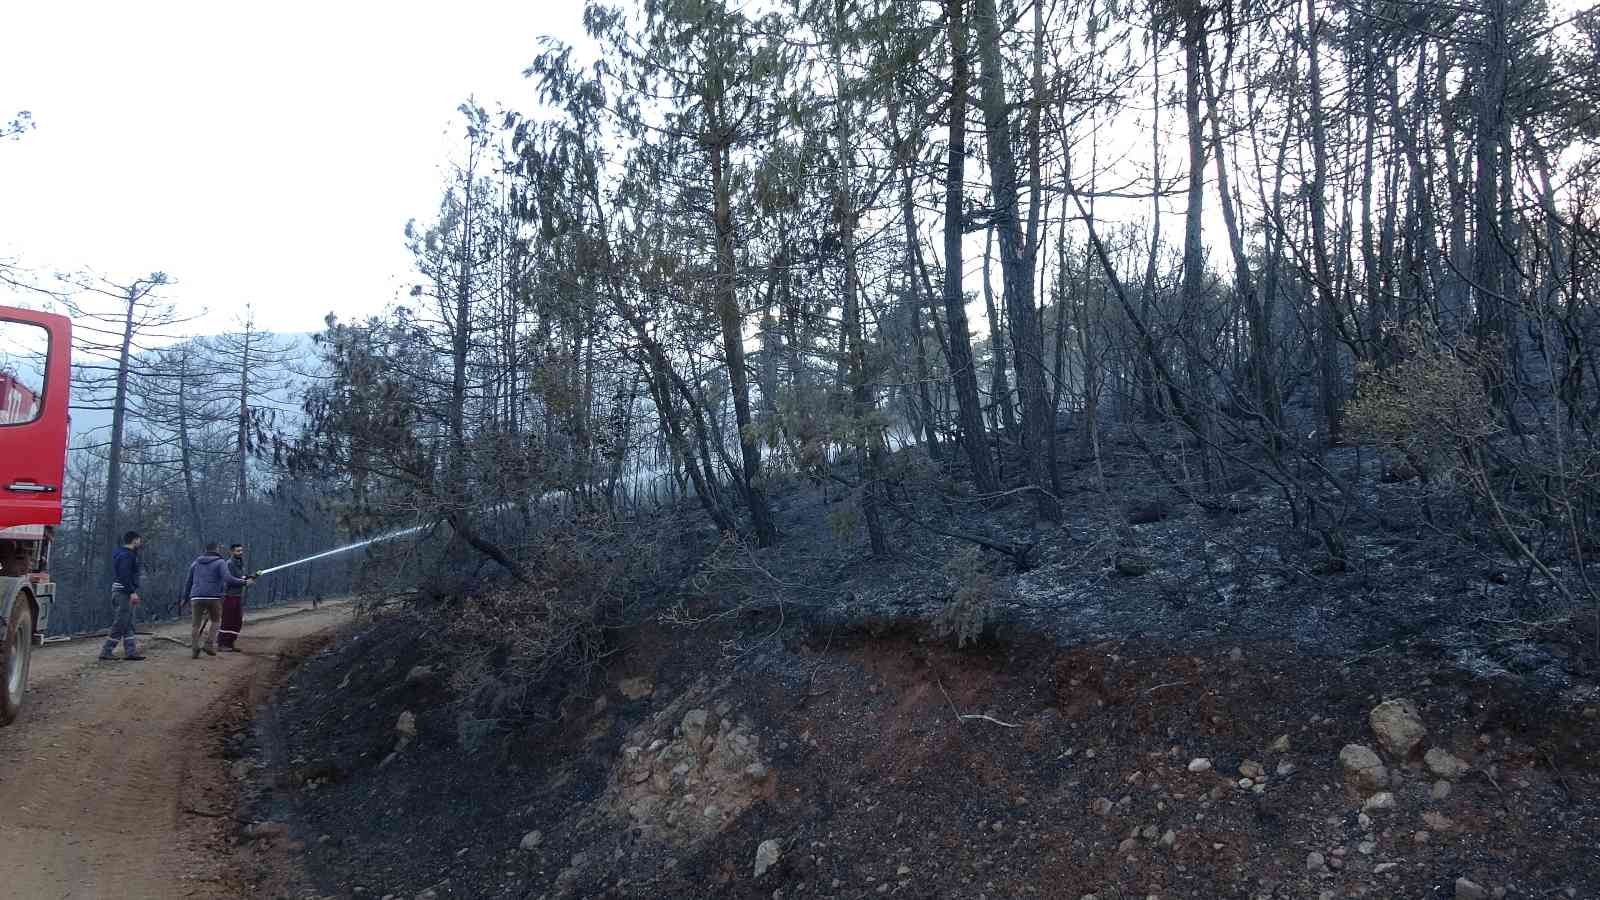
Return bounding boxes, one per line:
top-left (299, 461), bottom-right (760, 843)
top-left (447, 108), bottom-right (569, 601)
top-left (682, 709), bottom-right (710, 746)
top-left (519, 831), bottom-right (543, 851)
top-left (395, 710), bottom-right (417, 739)
top-left (618, 677), bottom-right (655, 700)
top-left (1426, 747), bottom-right (1470, 779)
top-left (1374, 863), bottom-right (1399, 875)
top-left (1363, 792), bottom-right (1397, 811)
top-left (1369, 699), bottom-right (1427, 758)
top-left (245, 821), bottom-right (287, 840)
top-left (1269, 734), bottom-right (1291, 753)
top-left (1424, 810), bottom-right (1454, 831)
top-left (1339, 744), bottom-right (1389, 791)
top-left (1455, 878), bottom-right (1489, 900)
top-left (1187, 758), bottom-right (1212, 773)
top-left (754, 839), bottom-right (782, 878)
top-left (1306, 851), bottom-right (1326, 872)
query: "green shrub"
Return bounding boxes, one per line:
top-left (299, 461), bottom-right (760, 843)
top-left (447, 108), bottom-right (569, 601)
top-left (1345, 325), bottom-right (1499, 481)
top-left (932, 546), bottom-right (1003, 648)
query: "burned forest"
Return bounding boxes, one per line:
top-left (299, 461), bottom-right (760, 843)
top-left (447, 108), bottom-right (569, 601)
top-left (4, 0), bottom-right (1600, 897)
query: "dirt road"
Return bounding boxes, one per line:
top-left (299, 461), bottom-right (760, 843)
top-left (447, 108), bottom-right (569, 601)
top-left (0, 602), bottom-right (346, 900)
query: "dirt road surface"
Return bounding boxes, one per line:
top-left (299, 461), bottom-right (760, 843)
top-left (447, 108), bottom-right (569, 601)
top-left (0, 602), bottom-right (346, 900)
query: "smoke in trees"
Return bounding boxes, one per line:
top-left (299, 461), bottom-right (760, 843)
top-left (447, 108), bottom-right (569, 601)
top-left (263, 0), bottom-right (1600, 614)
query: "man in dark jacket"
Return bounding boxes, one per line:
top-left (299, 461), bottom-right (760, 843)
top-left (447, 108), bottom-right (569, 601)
top-left (217, 543), bottom-right (247, 652)
top-left (99, 531), bottom-right (147, 661)
top-left (183, 543), bottom-right (252, 659)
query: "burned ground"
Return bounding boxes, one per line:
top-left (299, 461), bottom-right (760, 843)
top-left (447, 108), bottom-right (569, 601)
top-left (238, 438), bottom-right (1600, 899)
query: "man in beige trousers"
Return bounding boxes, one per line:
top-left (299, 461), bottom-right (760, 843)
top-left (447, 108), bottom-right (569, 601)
top-left (181, 543), bottom-right (253, 658)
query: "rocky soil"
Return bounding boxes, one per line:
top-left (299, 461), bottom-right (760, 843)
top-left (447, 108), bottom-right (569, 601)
top-left (223, 443), bottom-right (1600, 900)
top-left (226, 606), bottom-right (1598, 900)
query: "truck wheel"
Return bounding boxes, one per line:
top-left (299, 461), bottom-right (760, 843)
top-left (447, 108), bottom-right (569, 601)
top-left (0, 599), bottom-right (34, 726)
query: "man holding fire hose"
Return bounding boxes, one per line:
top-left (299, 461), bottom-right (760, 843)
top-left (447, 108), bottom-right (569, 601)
top-left (217, 543), bottom-right (248, 652)
top-left (182, 542), bottom-right (254, 658)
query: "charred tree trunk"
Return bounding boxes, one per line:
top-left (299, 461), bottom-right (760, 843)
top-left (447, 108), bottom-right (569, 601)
top-left (709, 132), bottom-right (777, 546)
top-left (1304, 0), bottom-right (1344, 445)
top-left (831, 0), bottom-right (889, 555)
top-left (981, 227), bottom-right (1017, 435)
top-left (973, 0), bottom-right (1059, 520)
top-left (176, 355), bottom-right (205, 545)
top-left (942, 0), bottom-right (1000, 494)
top-left (101, 286), bottom-right (137, 565)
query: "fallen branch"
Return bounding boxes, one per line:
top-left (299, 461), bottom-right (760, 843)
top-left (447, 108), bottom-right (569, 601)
top-left (1473, 767), bottom-right (1511, 812)
top-left (1341, 642), bottom-right (1400, 666)
top-left (1143, 681), bottom-right (1187, 694)
top-left (959, 713), bottom-right (1022, 728)
top-left (447, 510), bottom-right (531, 584)
top-left (882, 495), bottom-right (1036, 570)
top-left (935, 674), bottom-right (1021, 728)
top-left (1541, 749), bottom-right (1574, 804)
top-left (935, 674), bottom-right (962, 725)
top-left (182, 806), bottom-right (228, 818)
top-left (943, 484), bottom-right (1063, 505)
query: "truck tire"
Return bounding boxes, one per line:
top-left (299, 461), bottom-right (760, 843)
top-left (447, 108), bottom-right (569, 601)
top-left (0, 598), bottom-right (34, 726)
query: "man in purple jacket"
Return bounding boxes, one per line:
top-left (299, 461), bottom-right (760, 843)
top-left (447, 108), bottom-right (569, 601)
top-left (182, 543), bottom-right (253, 659)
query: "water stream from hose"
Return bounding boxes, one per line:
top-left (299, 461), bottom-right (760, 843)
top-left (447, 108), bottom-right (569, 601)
top-left (253, 522), bottom-right (433, 576)
top-left (251, 460), bottom-right (691, 579)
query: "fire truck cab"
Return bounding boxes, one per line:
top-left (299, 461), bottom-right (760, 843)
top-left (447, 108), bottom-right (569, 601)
top-left (0, 305), bottom-right (70, 726)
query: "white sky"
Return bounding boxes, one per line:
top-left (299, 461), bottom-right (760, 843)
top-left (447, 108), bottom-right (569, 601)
top-left (0, 0), bottom-right (587, 335)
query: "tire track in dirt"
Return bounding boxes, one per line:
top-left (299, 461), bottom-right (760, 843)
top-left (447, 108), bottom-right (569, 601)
top-left (0, 603), bottom-right (347, 899)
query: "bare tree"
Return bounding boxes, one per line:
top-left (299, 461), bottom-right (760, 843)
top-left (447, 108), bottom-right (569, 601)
top-left (208, 304), bottom-right (297, 505)
top-left (62, 273), bottom-right (198, 569)
top-left (942, 0), bottom-right (1001, 494)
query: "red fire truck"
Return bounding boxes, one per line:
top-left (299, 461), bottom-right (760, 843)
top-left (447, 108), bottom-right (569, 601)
top-left (0, 305), bottom-right (69, 725)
